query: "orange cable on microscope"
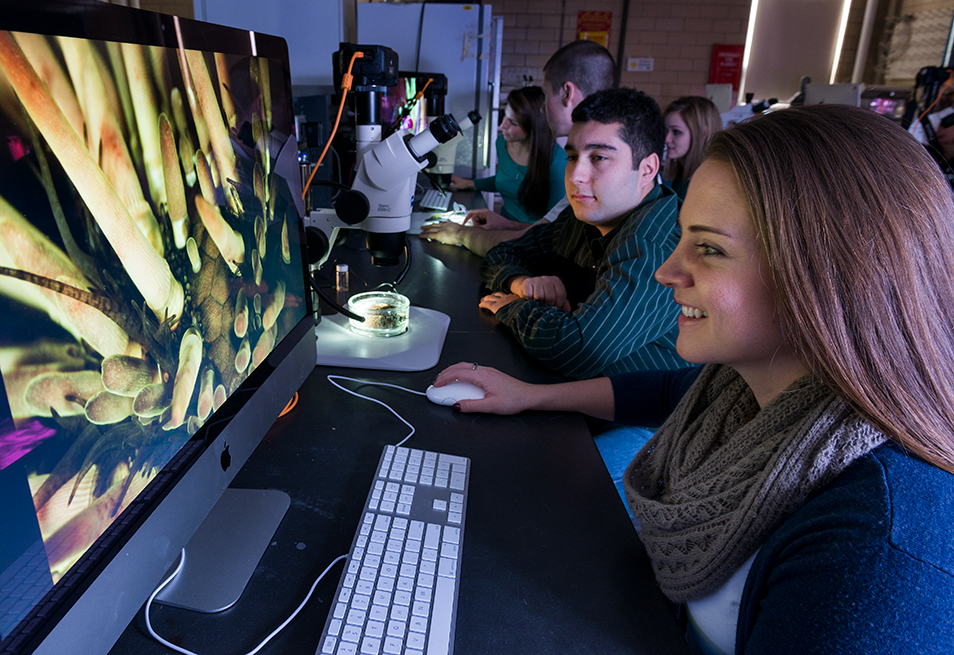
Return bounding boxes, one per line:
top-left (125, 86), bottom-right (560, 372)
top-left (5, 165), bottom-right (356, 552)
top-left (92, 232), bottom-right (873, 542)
top-left (917, 69), bottom-right (954, 126)
top-left (302, 50), bottom-right (363, 201)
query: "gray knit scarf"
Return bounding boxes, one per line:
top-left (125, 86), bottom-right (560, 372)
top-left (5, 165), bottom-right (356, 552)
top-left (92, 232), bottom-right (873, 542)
top-left (624, 364), bottom-right (887, 603)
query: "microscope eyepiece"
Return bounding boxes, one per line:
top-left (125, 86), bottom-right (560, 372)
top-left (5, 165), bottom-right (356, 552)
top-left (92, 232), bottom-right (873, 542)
top-left (428, 114), bottom-right (461, 143)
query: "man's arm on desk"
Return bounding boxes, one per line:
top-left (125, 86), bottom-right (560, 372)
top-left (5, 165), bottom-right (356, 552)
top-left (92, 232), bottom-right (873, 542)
top-left (418, 197), bottom-right (570, 257)
top-left (418, 216), bottom-right (534, 256)
top-left (479, 210), bottom-right (563, 291)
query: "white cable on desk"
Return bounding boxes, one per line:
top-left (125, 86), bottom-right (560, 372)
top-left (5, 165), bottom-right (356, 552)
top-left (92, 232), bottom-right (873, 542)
top-left (144, 376), bottom-right (425, 652)
top-left (145, 550), bottom-right (347, 655)
top-left (326, 375), bottom-right (427, 447)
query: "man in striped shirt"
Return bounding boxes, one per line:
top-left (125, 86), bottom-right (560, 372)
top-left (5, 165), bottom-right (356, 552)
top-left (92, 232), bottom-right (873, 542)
top-left (479, 88), bottom-right (685, 379)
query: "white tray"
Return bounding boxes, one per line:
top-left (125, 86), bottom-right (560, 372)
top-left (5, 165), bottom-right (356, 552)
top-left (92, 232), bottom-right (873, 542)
top-left (314, 306), bottom-right (450, 371)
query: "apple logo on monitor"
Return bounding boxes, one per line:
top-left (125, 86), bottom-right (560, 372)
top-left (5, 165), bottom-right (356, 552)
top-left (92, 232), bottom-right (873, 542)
top-left (221, 444), bottom-right (232, 472)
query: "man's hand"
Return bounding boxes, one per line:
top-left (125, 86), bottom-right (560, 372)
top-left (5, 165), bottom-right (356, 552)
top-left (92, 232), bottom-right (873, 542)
top-left (449, 175), bottom-right (475, 190)
top-left (418, 220), bottom-right (467, 246)
top-left (509, 275), bottom-right (571, 311)
top-left (462, 208), bottom-right (522, 230)
top-left (479, 291), bottom-right (520, 314)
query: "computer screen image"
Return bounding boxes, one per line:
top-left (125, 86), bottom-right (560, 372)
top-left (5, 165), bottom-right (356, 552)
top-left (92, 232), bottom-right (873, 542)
top-left (382, 73), bottom-right (428, 136)
top-left (0, 1), bottom-right (316, 653)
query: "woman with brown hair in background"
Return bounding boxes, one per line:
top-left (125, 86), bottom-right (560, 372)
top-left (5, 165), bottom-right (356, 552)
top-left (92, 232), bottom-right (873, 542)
top-left (450, 86), bottom-right (566, 224)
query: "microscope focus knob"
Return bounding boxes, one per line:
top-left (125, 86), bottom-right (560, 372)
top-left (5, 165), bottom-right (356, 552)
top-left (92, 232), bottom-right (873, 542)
top-left (334, 190), bottom-right (370, 225)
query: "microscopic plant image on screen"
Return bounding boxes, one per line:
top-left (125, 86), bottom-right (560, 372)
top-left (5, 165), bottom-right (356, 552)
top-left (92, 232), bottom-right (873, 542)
top-left (0, 30), bottom-right (306, 588)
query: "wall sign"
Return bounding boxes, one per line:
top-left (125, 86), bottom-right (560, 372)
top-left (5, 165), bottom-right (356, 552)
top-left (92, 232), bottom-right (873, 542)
top-left (577, 11), bottom-right (612, 49)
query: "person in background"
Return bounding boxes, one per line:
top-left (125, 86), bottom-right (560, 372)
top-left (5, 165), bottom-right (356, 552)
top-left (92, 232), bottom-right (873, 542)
top-left (477, 87), bottom-right (684, 380)
top-left (448, 86), bottom-right (565, 225)
top-left (662, 96), bottom-right (722, 200)
top-left (419, 39), bottom-right (615, 255)
top-left (433, 104), bottom-right (954, 654)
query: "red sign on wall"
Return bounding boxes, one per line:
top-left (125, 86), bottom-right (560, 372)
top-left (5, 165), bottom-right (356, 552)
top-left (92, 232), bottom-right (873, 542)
top-left (577, 11), bottom-right (612, 49)
top-left (709, 44), bottom-right (744, 90)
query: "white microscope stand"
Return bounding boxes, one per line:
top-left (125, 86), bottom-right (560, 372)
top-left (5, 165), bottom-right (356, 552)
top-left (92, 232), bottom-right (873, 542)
top-left (314, 306), bottom-right (450, 372)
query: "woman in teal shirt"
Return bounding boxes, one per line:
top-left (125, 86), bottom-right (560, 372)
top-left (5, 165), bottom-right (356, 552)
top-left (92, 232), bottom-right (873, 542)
top-left (451, 86), bottom-right (566, 224)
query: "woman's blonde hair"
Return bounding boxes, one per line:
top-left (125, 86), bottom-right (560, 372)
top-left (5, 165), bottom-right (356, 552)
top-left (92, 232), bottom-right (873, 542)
top-left (708, 104), bottom-right (954, 473)
top-left (662, 96), bottom-right (722, 181)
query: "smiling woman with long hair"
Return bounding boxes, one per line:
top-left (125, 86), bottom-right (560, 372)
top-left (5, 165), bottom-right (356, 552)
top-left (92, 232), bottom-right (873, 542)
top-left (433, 104), bottom-right (954, 654)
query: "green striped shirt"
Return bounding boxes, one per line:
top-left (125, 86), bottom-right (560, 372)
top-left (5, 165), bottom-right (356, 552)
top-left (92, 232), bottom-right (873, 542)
top-left (481, 183), bottom-right (686, 379)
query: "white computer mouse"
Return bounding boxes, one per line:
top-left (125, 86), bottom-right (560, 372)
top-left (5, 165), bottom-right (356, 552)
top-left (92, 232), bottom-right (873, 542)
top-left (425, 382), bottom-right (485, 406)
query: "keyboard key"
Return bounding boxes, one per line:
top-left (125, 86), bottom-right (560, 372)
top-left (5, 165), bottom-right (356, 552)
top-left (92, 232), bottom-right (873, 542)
top-left (407, 632), bottom-right (426, 651)
top-left (440, 543), bottom-right (459, 559)
top-left (360, 636), bottom-right (381, 654)
top-left (443, 527), bottom-right (460, 544)
top-left (438, 557), bottom-right (457, 579)
top-left (387, 620), bottom-right (406, 638)
top-left (409, 615), bottom-right (428, 633)
top-left (368, 605), bottom-right (388, 623)
top-left (424, 525), bottom-right (440, 550)
top-left (391, 605), bottom-right (409, 622)
top-left (366, 621), bottom-right (385, 638)
top-left (427, 577), bottom-right (455, 654)
top-left (415, 587), bottom-right (432, 603)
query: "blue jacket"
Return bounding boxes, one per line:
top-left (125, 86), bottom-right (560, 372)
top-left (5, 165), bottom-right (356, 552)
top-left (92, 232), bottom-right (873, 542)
top-left (611, 368), bottom-right (954, 654)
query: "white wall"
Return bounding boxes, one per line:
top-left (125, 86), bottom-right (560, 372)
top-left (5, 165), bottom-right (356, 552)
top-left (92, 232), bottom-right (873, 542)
top-left (743, 0), bottom-right (846, 102)
top-left (193, 0), bottom-right (346, 89)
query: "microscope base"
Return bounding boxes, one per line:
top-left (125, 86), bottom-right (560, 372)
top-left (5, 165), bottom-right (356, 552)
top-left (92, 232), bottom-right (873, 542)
top-left (314, 306), bottom-right (450, 371)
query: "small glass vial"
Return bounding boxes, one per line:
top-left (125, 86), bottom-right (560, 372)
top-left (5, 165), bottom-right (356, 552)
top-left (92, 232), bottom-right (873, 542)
top-left (335, 263), bottom-right (350, 307)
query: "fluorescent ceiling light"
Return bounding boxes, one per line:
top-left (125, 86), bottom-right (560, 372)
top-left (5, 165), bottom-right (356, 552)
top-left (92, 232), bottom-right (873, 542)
top-left (830, 0), bottom-right (853, 83)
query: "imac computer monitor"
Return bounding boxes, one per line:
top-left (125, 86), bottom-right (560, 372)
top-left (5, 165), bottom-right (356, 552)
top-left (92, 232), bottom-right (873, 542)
top-left (0, 1), bottom-right (316, 653)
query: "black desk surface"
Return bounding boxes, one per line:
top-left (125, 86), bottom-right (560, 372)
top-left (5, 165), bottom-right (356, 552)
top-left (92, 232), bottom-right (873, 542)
top-left (110, 203), bottom-right (691, 654)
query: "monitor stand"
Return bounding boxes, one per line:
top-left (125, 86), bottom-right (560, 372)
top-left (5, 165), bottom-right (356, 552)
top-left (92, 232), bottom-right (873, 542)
top-left (314, 306), bottom-right (450, 371)
top-left (153, 488), bottom-right (290, 612)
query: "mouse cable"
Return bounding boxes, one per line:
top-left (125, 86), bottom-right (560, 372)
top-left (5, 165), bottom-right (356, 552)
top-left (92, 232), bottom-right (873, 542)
top-left (145, 549), bottom-right (347, 655)
top-left (326, 375), bottom-right (427, 447)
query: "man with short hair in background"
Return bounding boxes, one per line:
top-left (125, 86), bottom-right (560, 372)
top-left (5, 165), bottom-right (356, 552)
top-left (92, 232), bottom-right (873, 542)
top-left (419, 40), bottom-right (615, 255)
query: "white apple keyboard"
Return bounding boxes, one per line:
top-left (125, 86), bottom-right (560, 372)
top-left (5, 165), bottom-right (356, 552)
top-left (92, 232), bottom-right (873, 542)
top-left (316, 445), bottom-right (470, 655)
top-left (418, 189), bottom-right (450, 212)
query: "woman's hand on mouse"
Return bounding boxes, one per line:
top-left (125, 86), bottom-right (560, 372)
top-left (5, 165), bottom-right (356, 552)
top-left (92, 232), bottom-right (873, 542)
top-left (433, 363), bottom-right (536, 415)
top-left (434, 363), bottom-right (617, 420)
